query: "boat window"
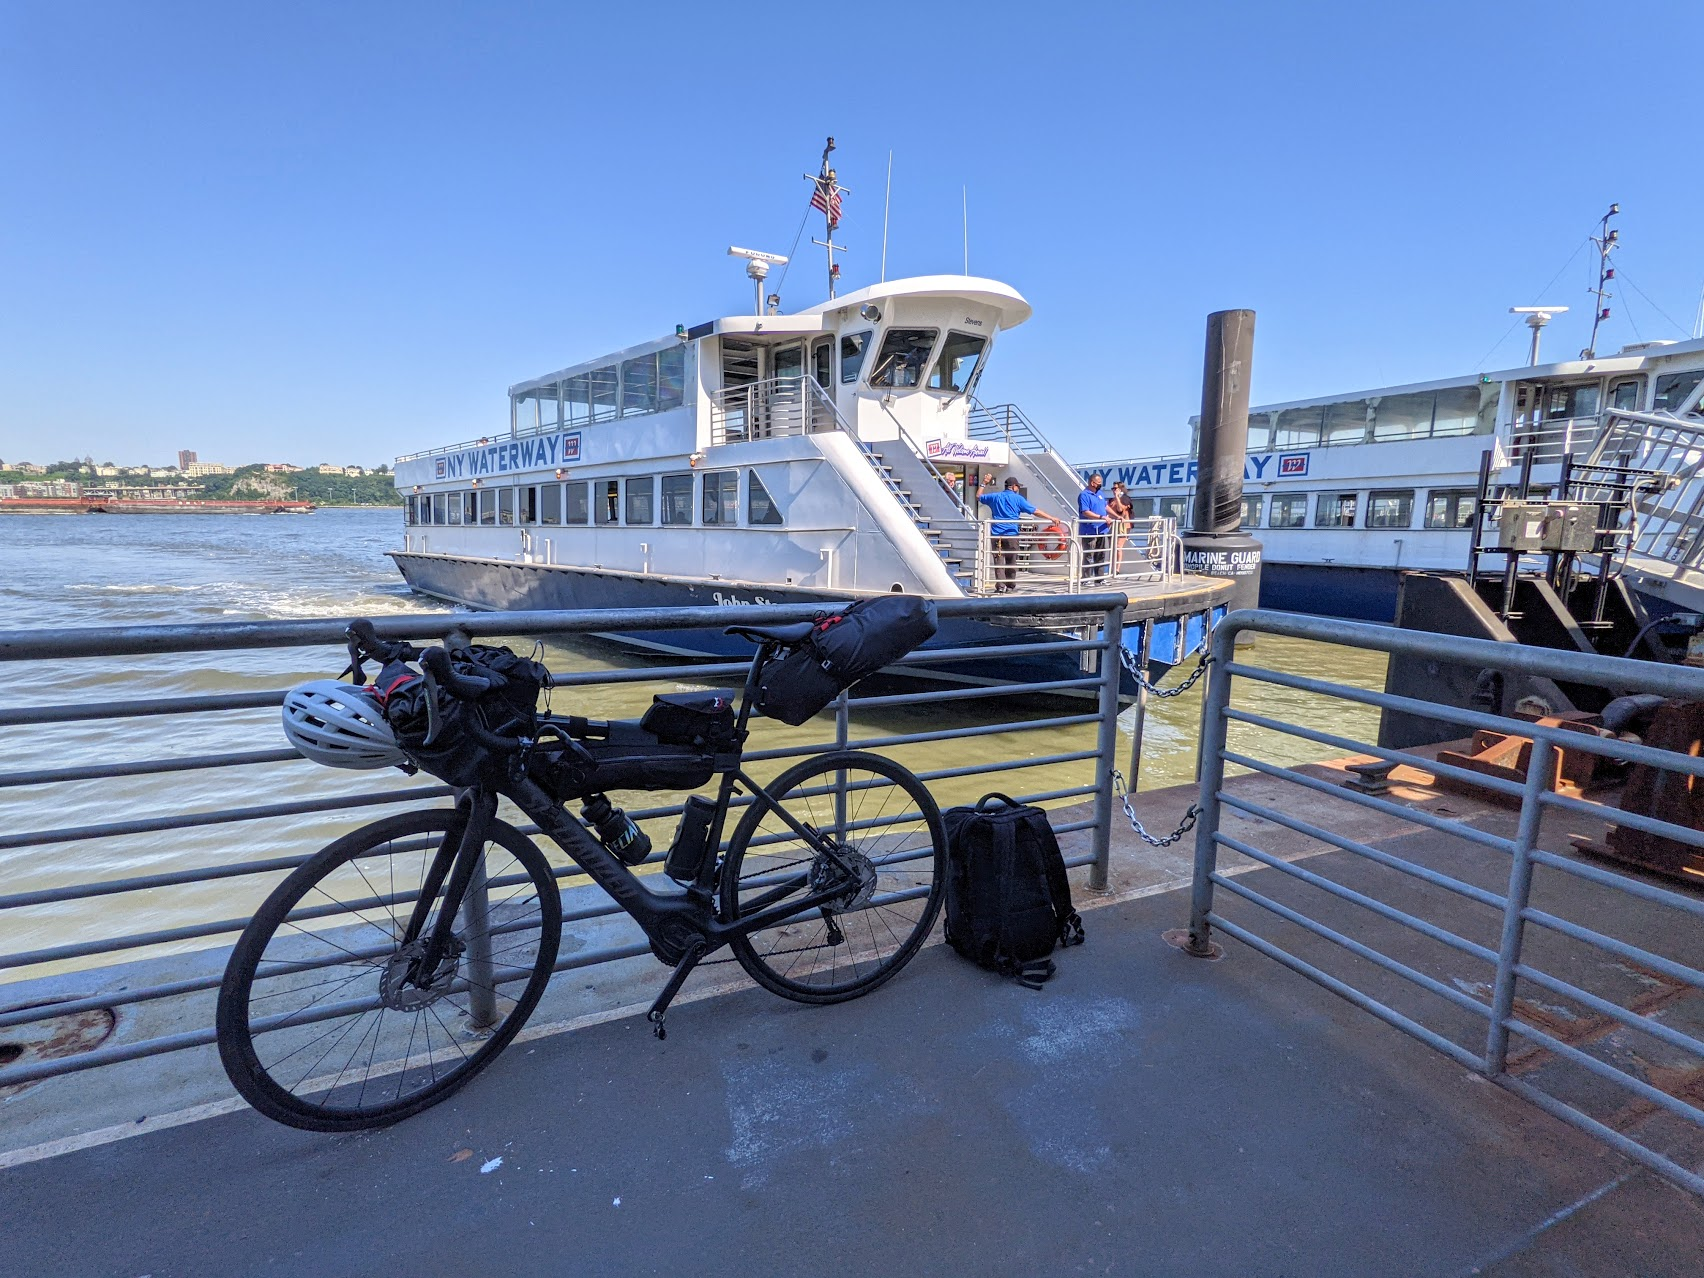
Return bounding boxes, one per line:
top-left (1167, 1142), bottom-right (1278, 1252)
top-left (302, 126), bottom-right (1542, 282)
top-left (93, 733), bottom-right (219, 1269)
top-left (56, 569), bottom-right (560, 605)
top-left (702, 470), bottom-right (738, 525)
top-left (1158, 495), bottom-right (1189, 523)
top-left (1272, 407), bottom-right (1322, 448)
top-left (565, 481), bottom-right (589, 525)
top-left (1126, 496), bottom-right (1155, 519)
top-left (563, 375), bottom-right (591, 427)
top-left (477, 489), bottom-right (496, 525)
top-left (520, 486), bottom-right (539, 524)
top-left (446, 492), bottom-right (463, 525)
top-left (928, 332), bottom-right (987, 395)
top-left (1544, 382), bottom-right (1600, 420)
top-left (658, 345), bottom-right (687, 410)
top-left (1654, 370), bottom-right (1704, 413)
top-left (405, 496), bottom-right (418, 525)
top-left (588, 368), bottom-right (620, 423)
top-left (1372, 392), bottom-right (1435, 442)
top-left (463, 492), bottom-right (478, 525)
top-left (625, 477), bottom-right (655, 525)
top-left (868, 328), bottom-right (938, 389)
top-left (1270, 493), bottom-right (1308, 528)
top-left (540, 483), bottom-right (562, 526)
top-left (1315, 492), bottom-right (1357, 527)
top-left (1246, 413), bottom-right (1275, 452)
top-left (623, 354), bottom-right (658, 416)
top-left (498, 488), bottom-right (517, 526)
top-left (660, 473), bottom-right (694, 525)
top-left (1424, 489), bottom-right (1476, 529)
top-left (595, 479), bottom-right (620, 526)
top-left (1241, 496), bottom-right (1263, 529)
top-left (748, 470), bottom-right (783, 525)
top-left (1368, 489), bottom-right (1414, 528)
top-left (425, 493), bottom-right (442, 524)
top-left (1611, 378), bottom-right (1642, 411)
top-left (772, 344), bottom-right (804, 381)
top-left (1323, 400), bottom-right (1369, 445)
top-left (840, 331), bottom-right (872, 383)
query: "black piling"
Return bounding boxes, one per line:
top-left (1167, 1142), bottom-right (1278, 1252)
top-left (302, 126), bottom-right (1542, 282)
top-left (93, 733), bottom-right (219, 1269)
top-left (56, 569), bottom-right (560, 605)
top-left (1181, 309), bottom-right (1263, 612)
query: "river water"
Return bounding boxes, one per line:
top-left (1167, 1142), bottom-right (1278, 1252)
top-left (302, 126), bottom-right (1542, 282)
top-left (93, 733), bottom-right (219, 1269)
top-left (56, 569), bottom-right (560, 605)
top-left (0, 508), bottom-right (1388, 975)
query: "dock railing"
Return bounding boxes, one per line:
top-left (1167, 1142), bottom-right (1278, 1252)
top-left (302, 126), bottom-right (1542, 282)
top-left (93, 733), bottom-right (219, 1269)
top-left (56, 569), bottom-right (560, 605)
top-left (0, 595), bottom-right (1130, 1098)
top-left (973, 517), bottom-right (1178, 594)
top-left (1185, 609), bottom-right (1704, 1197)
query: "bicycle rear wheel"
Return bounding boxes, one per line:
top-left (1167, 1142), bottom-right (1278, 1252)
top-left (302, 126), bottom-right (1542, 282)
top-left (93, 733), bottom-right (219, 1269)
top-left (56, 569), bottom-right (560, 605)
top-left (217, 808), bottom-right (561, 1132)
top-left (720, 750), bottom-right (945, 1003)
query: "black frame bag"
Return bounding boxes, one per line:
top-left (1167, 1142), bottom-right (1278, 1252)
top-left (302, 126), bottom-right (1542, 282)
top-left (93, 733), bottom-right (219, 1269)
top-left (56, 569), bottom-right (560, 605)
top-left (943, 793), bottom-right (1085, 988)
top-left (756, 594), bottom-right (938, 726)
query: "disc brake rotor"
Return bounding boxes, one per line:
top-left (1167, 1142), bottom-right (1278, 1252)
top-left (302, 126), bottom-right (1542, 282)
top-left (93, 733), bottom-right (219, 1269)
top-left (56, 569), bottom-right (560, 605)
top-left (378, 936), bottom-right (464, 1011)
top-left (809, 847), bottom-right (877, 912)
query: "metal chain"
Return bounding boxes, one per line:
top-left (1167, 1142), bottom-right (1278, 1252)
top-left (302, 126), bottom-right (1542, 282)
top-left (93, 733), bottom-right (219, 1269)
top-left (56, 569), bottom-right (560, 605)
top-left (1109, 769), bottom-right (1200, 847)
top-left (1119, 646), bottom-right (1212, 698)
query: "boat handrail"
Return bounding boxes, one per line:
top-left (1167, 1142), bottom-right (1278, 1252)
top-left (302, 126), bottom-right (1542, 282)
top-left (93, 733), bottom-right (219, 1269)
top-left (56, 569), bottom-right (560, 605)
top-left (968, 400), bottom-right (1077, 512)
top-left (970, 515), bottom-right (1180, 594)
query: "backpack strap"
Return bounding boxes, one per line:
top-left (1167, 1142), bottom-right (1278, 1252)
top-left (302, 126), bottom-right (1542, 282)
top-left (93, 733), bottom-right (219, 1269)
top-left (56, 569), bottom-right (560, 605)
top-left (1038, 819), bottom-right (1085, 948)
top-left (997, 955), bottom-right (1057, 990)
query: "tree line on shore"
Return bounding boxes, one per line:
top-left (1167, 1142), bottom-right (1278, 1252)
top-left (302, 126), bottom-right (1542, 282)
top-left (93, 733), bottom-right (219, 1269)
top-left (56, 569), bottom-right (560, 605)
top-left (1, 464), bottom-right (403, 506)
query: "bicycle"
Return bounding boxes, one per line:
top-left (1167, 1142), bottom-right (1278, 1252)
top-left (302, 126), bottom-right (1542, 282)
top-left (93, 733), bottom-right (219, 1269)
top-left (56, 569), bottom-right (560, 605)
top-left (216, 618), bottom-right (947, 1132)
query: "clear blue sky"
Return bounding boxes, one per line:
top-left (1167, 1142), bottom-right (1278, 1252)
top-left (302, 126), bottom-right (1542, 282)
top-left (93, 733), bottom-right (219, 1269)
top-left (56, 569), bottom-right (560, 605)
top-left (4, 2), bottom-right (1701, 469)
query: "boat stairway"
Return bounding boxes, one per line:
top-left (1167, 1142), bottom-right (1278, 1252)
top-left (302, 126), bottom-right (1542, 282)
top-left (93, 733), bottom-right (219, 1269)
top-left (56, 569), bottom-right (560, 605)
top-left (856, 440), bottom-right (978, 589)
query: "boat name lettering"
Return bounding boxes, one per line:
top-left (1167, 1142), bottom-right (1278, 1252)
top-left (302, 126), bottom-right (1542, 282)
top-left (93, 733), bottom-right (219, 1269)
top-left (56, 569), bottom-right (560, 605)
top-left (434, 432), bottom-right (582, 480)
top-left (1080, 451), bottom-right (1311, 489)
top-left (925, 439), bottom-right (992, 461)
top-left (711, 590), bottom-right (776, 606)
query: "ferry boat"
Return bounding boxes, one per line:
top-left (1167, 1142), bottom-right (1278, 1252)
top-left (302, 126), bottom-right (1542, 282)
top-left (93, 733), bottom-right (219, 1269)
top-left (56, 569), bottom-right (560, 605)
top-left (1080, 334), bottom-right (1704, 622)
top-left (389, 144), bottom-right (1228, 693)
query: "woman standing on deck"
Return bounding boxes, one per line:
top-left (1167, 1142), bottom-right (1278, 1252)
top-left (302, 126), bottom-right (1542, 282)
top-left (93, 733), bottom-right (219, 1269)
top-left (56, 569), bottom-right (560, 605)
top-left (1107, 481), bottom-right (1133, 574)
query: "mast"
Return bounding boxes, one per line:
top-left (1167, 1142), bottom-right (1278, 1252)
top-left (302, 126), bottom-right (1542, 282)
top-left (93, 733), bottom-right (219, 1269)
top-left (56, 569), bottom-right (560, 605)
top-left (1584, 203), bottom-right (1619, 358)
top-left (806, 136), bottom-right (849, 299)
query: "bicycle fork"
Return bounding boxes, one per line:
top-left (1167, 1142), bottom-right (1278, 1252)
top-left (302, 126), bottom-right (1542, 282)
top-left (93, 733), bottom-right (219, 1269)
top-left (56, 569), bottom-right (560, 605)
top-left (401, 790), bottom-right (503, 1030)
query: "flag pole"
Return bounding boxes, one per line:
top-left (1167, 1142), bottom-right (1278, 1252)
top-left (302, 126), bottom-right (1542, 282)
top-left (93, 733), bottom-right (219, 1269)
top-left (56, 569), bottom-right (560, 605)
top-left (881, 150), bottom-right (892, 283)
top-left (806, 136), bottom-right (848, 301)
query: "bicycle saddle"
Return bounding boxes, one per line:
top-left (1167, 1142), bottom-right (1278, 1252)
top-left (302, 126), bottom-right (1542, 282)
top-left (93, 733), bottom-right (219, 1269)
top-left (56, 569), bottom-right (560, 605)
top-left (725, 621), bottom-right (816, 645)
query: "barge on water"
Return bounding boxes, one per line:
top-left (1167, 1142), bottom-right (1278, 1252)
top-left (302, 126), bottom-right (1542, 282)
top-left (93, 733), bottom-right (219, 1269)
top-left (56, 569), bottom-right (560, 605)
top-left (0, 496), bottom-right (316, 514)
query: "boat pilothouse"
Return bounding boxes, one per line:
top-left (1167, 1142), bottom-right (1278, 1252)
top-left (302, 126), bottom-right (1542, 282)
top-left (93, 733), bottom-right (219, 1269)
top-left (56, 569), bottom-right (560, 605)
top-left (389, 143), bottom-right (1229, 690)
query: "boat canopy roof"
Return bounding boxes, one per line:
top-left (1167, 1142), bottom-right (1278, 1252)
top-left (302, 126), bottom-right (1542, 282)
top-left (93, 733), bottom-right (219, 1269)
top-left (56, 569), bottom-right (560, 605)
top-left (507, 275), bottom-right (1031, 398)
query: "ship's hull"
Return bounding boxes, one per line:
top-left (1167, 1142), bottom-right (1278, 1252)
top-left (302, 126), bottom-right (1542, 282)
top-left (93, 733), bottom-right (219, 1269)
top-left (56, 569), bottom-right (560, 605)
top-left (389, 551), bottom-right (1222, 698)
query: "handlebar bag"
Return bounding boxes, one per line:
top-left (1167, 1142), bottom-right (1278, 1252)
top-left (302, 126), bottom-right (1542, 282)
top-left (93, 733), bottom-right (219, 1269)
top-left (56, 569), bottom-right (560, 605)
top-left (756, 594), bottom-right (939, 726)
top-left (447, 642), bottom-right (551, 731)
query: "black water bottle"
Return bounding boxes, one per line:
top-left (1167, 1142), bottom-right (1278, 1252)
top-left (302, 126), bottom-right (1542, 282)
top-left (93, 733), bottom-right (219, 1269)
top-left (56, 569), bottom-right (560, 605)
top-left (581, 793), bottom-right (651, 866)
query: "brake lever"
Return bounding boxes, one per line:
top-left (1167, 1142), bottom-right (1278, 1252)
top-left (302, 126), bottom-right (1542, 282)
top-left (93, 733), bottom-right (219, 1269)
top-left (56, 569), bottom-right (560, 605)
top-left (422, 664), bottom-right (445, 746)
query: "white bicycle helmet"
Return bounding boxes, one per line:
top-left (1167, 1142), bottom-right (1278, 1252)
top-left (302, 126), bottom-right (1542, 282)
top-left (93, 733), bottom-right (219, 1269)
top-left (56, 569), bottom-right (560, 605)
top-left (282, 680), bottom-right (408, 770)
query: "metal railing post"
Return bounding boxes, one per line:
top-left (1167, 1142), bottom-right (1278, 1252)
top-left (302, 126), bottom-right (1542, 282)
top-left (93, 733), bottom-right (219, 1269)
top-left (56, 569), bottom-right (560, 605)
top-left (1193, 609), bottom-right (1216, 783)
top-left (1185, 617), bottom-right (1237, 955)
top-left (1484, 739), bottom-right (1557, 1074)
top-left (462, 851), bottom-right (499, 1031)
top-left (1126, 617), bottom-right (1154, 793)
top-left (1088, 602), bottom-right (1125, 890)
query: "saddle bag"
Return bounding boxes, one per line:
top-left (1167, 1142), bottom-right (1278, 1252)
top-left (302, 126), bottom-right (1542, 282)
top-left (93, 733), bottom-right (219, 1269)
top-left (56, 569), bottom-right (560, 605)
top-left (528, 717), bottom-right (717, 802)
top-left (943, 793), bottom-right (1084, 989)
top-left (755, 594), bottom-right (939, 726)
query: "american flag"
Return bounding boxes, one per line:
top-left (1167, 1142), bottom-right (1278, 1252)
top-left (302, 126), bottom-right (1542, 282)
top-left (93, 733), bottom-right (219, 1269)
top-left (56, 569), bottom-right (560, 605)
top-left (810, 173), bottom-right (843, 227)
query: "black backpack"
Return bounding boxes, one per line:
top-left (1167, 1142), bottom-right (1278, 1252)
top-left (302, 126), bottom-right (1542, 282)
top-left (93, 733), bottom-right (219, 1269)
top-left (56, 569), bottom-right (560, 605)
top-left (943, 794), bottom-right (1085, 988)
top-left (756, 594), bottom-right (938, 726)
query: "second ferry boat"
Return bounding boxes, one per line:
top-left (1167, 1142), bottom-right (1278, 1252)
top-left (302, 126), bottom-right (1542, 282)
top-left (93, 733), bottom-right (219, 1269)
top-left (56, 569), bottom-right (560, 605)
top-left (388, 143), bottom-right (1227, 693)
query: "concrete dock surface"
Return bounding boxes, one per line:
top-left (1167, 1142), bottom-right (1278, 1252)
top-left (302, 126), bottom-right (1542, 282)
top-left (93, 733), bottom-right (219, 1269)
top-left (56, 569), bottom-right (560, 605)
top-left (6, 757), bottom-right (1704, 1275)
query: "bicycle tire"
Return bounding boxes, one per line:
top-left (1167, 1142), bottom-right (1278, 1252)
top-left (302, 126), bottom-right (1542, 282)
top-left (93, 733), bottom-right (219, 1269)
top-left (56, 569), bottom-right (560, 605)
top-left (720, 749), bottom-right (945, 1003)
top-left (217, 807), bottom-right (562, 1132)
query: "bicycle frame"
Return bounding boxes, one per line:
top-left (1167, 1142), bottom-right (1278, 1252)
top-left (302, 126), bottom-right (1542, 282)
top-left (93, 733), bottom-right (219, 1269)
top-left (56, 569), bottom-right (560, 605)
top-left (402, 639), bottom-right (863, 983)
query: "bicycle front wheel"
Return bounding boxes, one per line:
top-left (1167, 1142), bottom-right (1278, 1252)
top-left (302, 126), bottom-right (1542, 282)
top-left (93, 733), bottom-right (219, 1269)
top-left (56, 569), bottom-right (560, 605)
top-left (217, 808), bottom-right (562, 1132)
top-left (720, 750), bottom-right (945, 1003)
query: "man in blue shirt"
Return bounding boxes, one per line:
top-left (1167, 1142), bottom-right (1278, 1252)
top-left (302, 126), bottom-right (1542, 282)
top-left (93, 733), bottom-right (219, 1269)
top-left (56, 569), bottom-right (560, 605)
top-left (978, 476), bottom-right (1060, 593)
top-left (1078, 473), bottom-right (1111, 577)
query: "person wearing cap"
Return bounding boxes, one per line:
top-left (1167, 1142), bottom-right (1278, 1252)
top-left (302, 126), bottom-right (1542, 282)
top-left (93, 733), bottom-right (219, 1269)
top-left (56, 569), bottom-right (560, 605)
top-left (978, 476), bottom-right (1058, 593)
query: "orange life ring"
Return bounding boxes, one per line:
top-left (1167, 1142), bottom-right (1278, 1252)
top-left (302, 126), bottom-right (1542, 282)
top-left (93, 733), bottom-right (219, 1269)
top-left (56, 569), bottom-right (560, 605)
top-left (1039, 521), bottom-right (1067, 561)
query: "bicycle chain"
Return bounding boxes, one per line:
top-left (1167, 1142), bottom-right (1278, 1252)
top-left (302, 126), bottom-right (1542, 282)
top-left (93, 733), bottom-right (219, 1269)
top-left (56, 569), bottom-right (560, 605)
top-left (1109, 769), bottom-right (1201, 847)
top-left (1118, 647), bottom-right (1212, 698)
